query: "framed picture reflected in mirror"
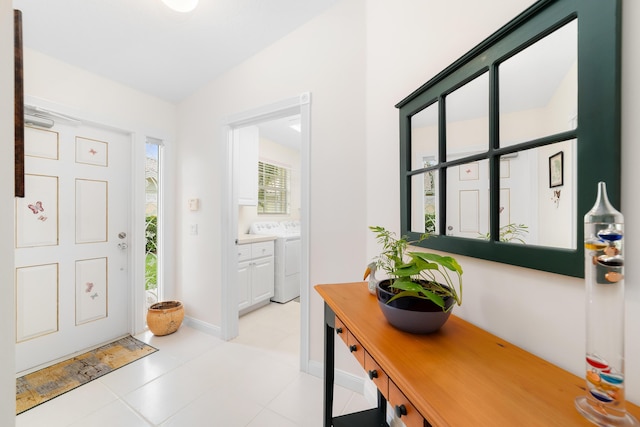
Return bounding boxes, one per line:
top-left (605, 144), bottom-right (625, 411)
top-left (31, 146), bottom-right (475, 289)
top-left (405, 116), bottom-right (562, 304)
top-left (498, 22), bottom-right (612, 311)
top-left (549, 151), bottom-right (563, 188)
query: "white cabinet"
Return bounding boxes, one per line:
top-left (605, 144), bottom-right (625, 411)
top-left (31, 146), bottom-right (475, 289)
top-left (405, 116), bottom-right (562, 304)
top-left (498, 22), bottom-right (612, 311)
top-left (234, 126), bottom-right (259, 206)
top-left (237, 240), bottom-right (274, 312)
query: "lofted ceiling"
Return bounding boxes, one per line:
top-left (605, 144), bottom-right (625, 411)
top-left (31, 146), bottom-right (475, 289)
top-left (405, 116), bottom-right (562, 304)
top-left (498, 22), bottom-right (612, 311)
top-left (13, 0), bottom-right (339, 103)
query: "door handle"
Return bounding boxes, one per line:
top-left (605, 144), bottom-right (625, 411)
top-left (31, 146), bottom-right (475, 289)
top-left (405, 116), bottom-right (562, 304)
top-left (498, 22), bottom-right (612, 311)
top-left (117, 242), bottom-right (128, 250)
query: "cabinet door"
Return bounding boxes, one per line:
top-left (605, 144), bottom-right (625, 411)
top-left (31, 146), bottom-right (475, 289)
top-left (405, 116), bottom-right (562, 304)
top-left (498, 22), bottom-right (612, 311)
top-left (251, 256), bottom-right (274, 304)
top-left (237, 260), bottom-right (251, 310)
top-left (234, 126), bottom-right (259, 206)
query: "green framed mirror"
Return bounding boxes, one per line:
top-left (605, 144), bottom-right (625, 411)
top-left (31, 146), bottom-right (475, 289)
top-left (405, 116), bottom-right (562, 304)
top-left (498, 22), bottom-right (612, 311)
top-left (397, 0), bottom-right (621, 277)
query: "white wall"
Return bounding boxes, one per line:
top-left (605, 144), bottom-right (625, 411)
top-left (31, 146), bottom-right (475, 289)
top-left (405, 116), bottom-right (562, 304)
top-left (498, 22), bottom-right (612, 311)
top-left (0, 2), bottom-right (16, 425)
top-left (176, 0), bottom-right (368, 356)
top-left (366, 0), bottom-right (640, 405)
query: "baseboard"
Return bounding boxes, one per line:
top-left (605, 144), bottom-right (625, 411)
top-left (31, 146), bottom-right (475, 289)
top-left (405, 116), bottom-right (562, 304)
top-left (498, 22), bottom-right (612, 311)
top-left (183, 316), bottom-right (221, 338)
top-left (307, 359), bottom-right (365, 394)
top-left (363, 379), bottom-right (378, 406)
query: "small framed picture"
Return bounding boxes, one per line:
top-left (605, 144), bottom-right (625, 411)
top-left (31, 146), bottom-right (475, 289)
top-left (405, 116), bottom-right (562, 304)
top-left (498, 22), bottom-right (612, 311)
top-left (549, 151), bottom-right (564, 188)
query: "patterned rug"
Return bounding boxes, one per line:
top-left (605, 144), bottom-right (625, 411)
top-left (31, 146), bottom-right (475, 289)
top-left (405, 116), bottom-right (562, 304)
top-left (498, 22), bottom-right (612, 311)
top-left (16, 335), bottom-right (157, 415)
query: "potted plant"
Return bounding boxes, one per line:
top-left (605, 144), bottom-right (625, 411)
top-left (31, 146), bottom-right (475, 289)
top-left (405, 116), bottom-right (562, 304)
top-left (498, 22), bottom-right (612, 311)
top-left (367, 225), bottom-right (463, 334)
top-left (478, 223), bottom-right (529, 243)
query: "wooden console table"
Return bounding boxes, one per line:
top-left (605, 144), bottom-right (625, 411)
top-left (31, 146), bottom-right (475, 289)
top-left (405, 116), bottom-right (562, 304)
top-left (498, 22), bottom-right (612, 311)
top-left (316, 282), bottom-right (640, 427)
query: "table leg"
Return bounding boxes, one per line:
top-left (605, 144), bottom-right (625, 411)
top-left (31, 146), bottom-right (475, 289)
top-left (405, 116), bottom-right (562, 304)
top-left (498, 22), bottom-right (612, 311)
top-left (323, 303), bottom-right (335, 427)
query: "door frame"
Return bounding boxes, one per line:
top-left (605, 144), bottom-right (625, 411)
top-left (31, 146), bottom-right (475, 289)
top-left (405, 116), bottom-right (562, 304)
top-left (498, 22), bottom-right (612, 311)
top-left (22, 95), bottom-right (149, 340)
top-left (221, 93), bottom-right (311, 372)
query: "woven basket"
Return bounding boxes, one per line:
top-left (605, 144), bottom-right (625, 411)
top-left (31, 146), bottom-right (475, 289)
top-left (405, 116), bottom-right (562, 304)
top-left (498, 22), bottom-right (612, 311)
top-left (147, 300), bottom-right (184, 336)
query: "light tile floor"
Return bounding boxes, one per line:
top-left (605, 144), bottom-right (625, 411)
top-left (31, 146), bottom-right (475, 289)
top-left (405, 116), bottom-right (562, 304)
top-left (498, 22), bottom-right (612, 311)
top-left (16, 301), bottom-right (371, 426)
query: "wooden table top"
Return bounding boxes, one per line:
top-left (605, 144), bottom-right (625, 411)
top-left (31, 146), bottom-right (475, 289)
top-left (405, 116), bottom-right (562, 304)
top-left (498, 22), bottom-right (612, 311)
top-left (316, 282), bottom-right (640, 427)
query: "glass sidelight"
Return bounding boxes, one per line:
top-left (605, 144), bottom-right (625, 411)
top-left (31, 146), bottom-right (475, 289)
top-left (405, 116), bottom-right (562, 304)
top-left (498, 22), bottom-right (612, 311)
top-left (145, 138), bottom-right (162, 308)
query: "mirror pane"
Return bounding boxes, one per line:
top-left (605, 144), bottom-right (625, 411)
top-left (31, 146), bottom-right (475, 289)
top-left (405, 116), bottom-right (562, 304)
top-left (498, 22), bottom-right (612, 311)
top-left (445, 160), bottom-right (489, 238)
top-left (410, 170), bottom-right (439, 234)
top-left (499, 20), bottom-right (577, 147)
top-left (411, 102), bottom-right (439, 171)
top-left (498, 140), bottom-right (576, 248)
top-left (446, 73), bottom-right (489, 161)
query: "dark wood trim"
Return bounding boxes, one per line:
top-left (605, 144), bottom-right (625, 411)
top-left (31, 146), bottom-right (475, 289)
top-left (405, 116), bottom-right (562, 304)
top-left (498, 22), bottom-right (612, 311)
top-left (14, 9), bottom-right (24, 198)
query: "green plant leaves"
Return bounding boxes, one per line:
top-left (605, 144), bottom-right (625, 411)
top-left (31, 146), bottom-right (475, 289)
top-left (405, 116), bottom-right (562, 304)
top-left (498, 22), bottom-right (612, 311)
top-left (389, 278), bottom-right (447, 308)
top-left (409, 252), bottom-right (463, 274)
top-left (369, 225), bottom-right (463, 308)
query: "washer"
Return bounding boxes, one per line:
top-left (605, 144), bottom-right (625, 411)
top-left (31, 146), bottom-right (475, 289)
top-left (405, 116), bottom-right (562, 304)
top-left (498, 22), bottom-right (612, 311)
top-left (250, 221), bottom-right (300, 303)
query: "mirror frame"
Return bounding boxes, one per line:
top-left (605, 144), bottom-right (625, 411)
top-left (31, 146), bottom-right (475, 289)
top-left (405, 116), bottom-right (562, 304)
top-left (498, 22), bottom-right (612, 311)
top-left (396, 0), bottom-right (621, 278)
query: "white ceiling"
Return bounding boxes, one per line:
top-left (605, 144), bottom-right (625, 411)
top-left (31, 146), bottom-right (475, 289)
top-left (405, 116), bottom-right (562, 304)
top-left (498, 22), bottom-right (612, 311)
top-left (257, 114), bottom-right (301, 151)
top-left (13, 0), bottom-right (339, 103)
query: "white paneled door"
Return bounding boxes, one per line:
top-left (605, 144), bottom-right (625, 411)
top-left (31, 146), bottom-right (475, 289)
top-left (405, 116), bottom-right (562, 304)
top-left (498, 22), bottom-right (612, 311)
top-left (15, 121), bottom-right (131, 373)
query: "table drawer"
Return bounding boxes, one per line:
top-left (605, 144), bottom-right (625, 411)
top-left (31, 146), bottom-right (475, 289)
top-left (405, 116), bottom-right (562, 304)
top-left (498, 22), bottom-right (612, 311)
top-left (389, 380), bottom-right (425, 427)
top-left (347, 331), bottom-right (365, 367)
top-left (365, 352), bottom-right (389, 399)
top-left (335, 317), bottom-right (349, 346)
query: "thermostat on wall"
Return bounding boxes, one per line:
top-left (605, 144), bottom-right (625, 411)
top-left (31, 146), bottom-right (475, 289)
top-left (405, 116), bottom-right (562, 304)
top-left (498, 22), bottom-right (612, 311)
top-left (188, 198), bottom-right (199, 211)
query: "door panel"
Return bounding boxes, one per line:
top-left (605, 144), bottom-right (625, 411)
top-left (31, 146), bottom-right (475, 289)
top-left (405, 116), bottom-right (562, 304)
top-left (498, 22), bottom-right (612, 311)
top-left (15, 263), bottom-right (58, 342)
top-left (15, 121), bottom-right (131, 372)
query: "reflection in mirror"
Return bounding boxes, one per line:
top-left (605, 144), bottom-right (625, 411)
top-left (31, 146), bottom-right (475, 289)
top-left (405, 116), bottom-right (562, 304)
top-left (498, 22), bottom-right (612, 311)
top-left (445, 160), bottom-right (489, 238)
top-left (499, 19), bottom-right (577, 147)
top-left (398, 0), bottom-right (620, 277)
top-left (410, 102), bottom-right (438, 171)
top-left (410, 165), bottom-right (439, 234)
top-left (446, 73), bottom-right (489, 161)
top-left (498, 140), bottom-right (576, 249)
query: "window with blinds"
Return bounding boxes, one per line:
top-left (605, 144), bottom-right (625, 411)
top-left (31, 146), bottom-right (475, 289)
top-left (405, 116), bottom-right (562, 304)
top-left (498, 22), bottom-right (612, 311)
top-left (258, 161), bottom-right (290, 214)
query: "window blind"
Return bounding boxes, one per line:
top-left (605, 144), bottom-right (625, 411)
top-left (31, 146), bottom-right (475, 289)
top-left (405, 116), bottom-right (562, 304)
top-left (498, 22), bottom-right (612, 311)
top-left (258, 161), bottom-right (290, 214)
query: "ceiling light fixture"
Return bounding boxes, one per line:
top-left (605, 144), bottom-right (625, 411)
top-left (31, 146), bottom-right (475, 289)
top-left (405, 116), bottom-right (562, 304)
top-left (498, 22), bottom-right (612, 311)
top-left (160, 0), bottom-right (199, 13)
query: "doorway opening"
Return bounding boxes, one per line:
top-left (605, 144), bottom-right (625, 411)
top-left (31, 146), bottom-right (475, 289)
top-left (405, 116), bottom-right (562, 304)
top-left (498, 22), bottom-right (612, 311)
top-left (222, 93), bottom-right (311, 372)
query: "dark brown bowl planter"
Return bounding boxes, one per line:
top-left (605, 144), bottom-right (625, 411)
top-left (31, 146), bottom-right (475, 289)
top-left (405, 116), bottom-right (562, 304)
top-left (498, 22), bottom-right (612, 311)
top-left (147, 300), bottom-right (184, 336)
top-left (376, 280), bottom-right (453, 334)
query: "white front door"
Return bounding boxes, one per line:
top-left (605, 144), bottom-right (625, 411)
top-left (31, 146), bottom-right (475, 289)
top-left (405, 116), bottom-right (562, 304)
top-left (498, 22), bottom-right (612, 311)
top-left (15, 120), bottom-right (131, 373)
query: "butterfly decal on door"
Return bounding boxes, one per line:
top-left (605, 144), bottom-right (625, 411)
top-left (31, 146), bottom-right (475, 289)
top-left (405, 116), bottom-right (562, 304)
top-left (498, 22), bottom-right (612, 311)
top-left (27, 201), bottom-right (48, 221)
top-left (27, 201), bottom-right (43, 214)
top-left (551, 189), bottom-right (561, 207)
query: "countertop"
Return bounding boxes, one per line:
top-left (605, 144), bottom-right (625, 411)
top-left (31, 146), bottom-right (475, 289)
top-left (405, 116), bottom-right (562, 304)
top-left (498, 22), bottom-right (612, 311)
top-left (236, 234), bottom-right (277, 245)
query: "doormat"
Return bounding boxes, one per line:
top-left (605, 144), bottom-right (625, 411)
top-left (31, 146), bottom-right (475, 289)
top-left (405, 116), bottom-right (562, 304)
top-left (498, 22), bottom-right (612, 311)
top-left (16, 335), bottom-right (157, 415)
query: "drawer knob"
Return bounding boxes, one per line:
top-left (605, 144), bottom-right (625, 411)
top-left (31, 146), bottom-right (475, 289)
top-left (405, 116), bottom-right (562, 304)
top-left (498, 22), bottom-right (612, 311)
top-left (349, 344), bottom-right (357, 353)
top-left (395, 404), bottom-right (407, 418)
top-left (368, 370), bottom-right (378, 380)
top-left (336, 327), bottom-right (343, 334)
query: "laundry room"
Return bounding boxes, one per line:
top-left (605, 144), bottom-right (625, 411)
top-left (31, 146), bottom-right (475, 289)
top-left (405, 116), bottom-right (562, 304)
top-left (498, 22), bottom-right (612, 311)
top-left (235, 114), bottom-right (302, 316)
